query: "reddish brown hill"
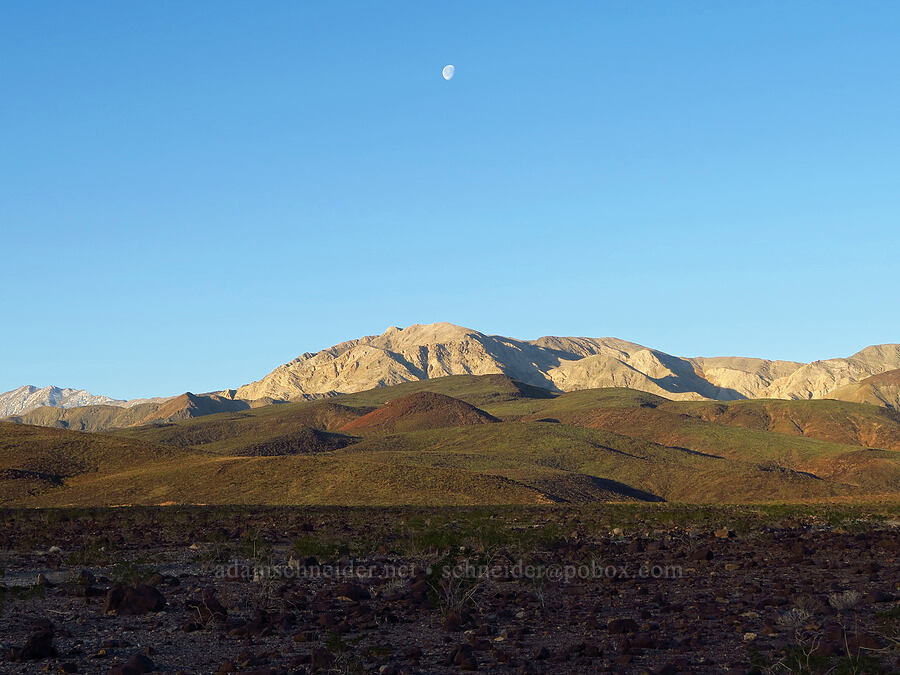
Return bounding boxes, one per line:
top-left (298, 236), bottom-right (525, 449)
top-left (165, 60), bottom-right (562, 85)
top-left (340, 392), bottom-right (499, 434)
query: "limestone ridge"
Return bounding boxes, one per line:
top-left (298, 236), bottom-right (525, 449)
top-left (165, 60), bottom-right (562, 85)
top-left (231, 323), bottom-right (900, 405)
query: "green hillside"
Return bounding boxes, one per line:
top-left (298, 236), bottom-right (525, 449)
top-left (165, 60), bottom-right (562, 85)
top-left (2, 376), bottom-right (898, 507)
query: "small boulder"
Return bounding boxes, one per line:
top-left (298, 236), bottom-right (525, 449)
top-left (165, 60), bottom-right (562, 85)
top-left (607, 617), bottom-right (639, 634)
top-left (310, 646), bottom-right (334, 670)
top-left (104, 584), bottom-right (165, 615)
top-left (5, 623), bottom-right (57, 661)
top-left (447, 644), bottom-right (478, 671)
top-left (185, 587), bottom-right (227, 623)
top-left (334, 582), bottom-right (370, 602)
top-left (108, 652), bottom-right (155, 675)
top-left (691, 548), bottom-right (715, 562)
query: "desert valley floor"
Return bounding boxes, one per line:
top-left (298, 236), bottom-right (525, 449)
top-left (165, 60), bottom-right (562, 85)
top-left (1, 505), bottom-right (899, 674)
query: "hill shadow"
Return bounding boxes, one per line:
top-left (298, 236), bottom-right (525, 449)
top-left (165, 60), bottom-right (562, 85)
top-left (583, 476), bottom-right (665, 502)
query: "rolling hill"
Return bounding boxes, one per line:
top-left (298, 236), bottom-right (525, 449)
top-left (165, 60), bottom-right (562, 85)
top-left (0, 421), bottom-right (189, 505)
top-left (340, 392), bottom-right (499, 434)
top-left (1, 375), bottom-right (898, 507)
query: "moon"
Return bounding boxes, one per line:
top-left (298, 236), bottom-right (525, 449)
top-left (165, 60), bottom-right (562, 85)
top-left (442, 65), bottom-right (455, 81)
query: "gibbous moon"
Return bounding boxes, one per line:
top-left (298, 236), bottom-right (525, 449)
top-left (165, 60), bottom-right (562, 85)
top-left (442, 64), bottom-right (455, 81)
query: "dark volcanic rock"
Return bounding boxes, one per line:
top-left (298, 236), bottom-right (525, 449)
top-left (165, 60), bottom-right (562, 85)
top-left (104, 584), bottom-right (166, 615)
top-left (607, 617), bottom-right (639, 634)
top-left (108, 652), bottom-right (155, 675)
top-left (185, 587), bottom-right (227, 623)
top-left (334, 582), bottom-right (371, 601)
top-left (5, 623), bottom-right (57, 661)
top-left (691, 548), bottom-right (715, 562)
top-left (447, 644), bottom-right (478, 670)
top-left (310, 646), bottom-right (334, 670)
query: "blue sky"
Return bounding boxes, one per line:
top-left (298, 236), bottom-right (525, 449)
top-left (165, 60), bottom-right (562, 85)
top-left (1, 2), bottom-right (898, 399)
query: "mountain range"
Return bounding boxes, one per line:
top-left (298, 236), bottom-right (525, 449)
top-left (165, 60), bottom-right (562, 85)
top-left (230, 323), bottom-right (900, 403)
top-left (3, 323), bottom-right (899, 432)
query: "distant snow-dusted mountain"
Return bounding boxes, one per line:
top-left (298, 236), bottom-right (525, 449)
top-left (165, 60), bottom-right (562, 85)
top-left (0, 385), bottom-right (127, 417)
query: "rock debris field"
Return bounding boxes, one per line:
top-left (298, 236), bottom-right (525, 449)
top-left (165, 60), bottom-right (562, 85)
top-left (0, 506), bottom-right (898, 674)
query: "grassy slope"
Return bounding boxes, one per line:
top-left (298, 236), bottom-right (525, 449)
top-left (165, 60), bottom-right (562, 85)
top-left (0, 422), bottom-right (190, 476)
top-left (0, 421), bottom-right (195, 505)
top-left (664, 398), bottom-right (900, 450)
top-left (114, 400), bottom-right (363, 454)
top-left (6, 377), bottom-right (900, 506)
top-left (19, 454), bottom-right (553, 507)
top-left (338, 422), bottom-right (860, 503)
top-left (481, 389), bottom-right (900, 495)
top-left (339, 392), bottom-right (499, 435)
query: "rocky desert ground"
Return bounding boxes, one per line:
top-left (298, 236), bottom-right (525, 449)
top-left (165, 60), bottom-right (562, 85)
top-left (1, 505), bottom-right (898, 674)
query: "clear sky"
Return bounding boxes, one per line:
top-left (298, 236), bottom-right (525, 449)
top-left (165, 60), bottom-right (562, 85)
top-left (1, 2), bottom-right (898, 399)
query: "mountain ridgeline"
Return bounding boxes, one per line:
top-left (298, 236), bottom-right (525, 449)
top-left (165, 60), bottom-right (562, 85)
top-left (231, 323), bottom-right (900, 406)
top-left (2, 324), bottom-right (899, 434)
